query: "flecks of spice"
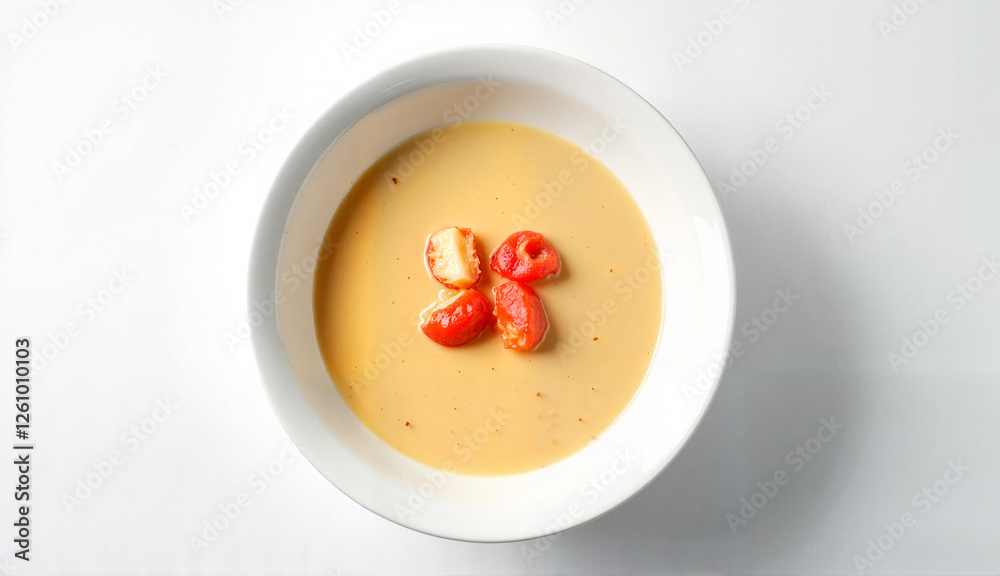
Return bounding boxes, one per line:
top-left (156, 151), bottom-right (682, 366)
top-left (405, 421), bottom-right (410, 427)
top-left (392, 177), bottom-right (398, 183)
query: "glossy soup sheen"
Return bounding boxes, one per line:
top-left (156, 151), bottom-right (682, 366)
top-left (314, 120), bottom-right (661, 475)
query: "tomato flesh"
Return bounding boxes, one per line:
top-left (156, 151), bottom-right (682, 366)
top-left (489, 231), bottom-right (560, 282)
top-left (425, 226), bottom-right (482, 289)
top-left (493, 281), bottom-right (548, 351)
top-left (420, 290), bottom-right (492, 347)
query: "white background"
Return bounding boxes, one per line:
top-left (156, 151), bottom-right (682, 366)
top-left (1, 0), bottom-right (999, 574)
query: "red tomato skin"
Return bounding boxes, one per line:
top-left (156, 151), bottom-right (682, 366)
top-left (492, 281), bottom-right (548, 351)
top-left (420, 290), bottom-right (492, 347)
top-left (489, 231), bottom-right (560, 283)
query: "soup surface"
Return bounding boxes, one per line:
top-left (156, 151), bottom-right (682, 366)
top-left (314, 120), bottom-right (661, 475)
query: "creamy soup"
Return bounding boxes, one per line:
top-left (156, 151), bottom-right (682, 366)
top-left (314, 120), bottom-right (661, 475)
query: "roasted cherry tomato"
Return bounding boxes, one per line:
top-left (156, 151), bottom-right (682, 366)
top-left (492, 281), bottom-right (549, 351)
top-left (420, 289), bottom-right (492, 347)
top-left (425, 226), bottom-right (482, 289)
top-left (489, 231), bottom-right (560, 282)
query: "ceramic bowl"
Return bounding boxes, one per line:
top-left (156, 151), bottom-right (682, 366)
top-left (249, 45), bottom-right (734, 542)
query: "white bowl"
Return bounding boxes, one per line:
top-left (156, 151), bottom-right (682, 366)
top-left (249, 45), bottom-right (735, 542)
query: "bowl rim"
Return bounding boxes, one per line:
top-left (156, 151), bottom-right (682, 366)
top-left (249, 43), bottom-right (736, 542)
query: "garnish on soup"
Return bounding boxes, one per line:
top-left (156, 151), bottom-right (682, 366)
top-left (492, 281), bottom-right (549, 351)
top-left (489, 231), bottom-right (561, 282)
top-left (425, 226), bottom-right (482, 289)
top-left (419, 289), bottom-right (493, 346)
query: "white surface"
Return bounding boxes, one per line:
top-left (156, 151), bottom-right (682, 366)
top-left (1, 0), bottom-right (998, 574)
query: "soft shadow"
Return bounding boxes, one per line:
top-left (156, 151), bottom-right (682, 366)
top-left (496, 192), bottom-right (863, 573)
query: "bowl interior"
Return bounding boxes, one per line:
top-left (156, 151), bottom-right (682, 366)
top-left (251, 46), bottom-right (734, 542)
